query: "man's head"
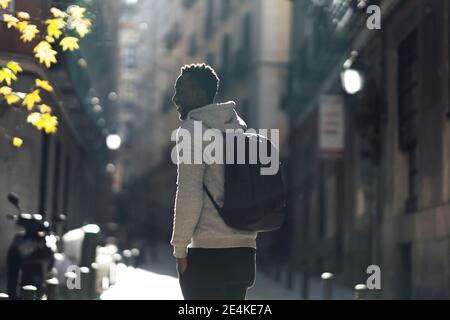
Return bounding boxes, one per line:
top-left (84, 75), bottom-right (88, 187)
top-left (172, 63), bottom-right (220, 120)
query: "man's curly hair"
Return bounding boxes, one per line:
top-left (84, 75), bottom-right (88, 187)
top-left (180, 63), bottom-right (220, 101)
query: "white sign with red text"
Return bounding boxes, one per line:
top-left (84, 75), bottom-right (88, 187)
top-left (319, 95), bottom-right (345, 158)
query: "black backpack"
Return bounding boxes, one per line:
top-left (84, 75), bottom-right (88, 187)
top-left (203, 131), bottom-right (286, 232)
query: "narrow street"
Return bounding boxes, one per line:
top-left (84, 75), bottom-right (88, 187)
top-left (101, 244), bottom-right (353, 300)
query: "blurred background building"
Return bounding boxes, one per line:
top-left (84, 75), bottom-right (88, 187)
top-left (112, 0), bottom-right (293, 249)
top-left (0, 0), bottom-right (120, 280)
top-left (284, 0), bottom-right (450, 299)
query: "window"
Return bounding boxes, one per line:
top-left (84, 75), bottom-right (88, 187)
top-left (220, 34), bottom-right (231, 91)
top-left (188, 35), bottom-right (198, 57)
top-left (233, 12), bottom-right (252, 76)
top-left (124, 81), bottom-right (136, 100)
top-left (204, 0), bottom-right (215, 39)
top-left (398, 29), bottom-right (419, 213)
top-left (242, 12), bottom-right (252, 51)
top-left (38, 132), bottom-right (50, 216)
top-left (51, 142), bottom-right (62, 222)
top-left (221, 34), bottom-right (231, 71)
top-left (124, 46), bottom-right (137, 69)
top-left (206, 52), bottom-right (216, 67)
top-left (124, 122), bottom-right (134, 149)
top-left (182, 0), bottom-right (195, 9)
top-left (62, 156), bottom-right (71, 217)
top-left (221, 0), bottom-right (231, 20)
top-left (165, 23), bottom-right (181, 50)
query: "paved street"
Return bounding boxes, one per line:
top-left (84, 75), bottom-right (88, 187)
top-left (101, 244), bottom-right (353, 300)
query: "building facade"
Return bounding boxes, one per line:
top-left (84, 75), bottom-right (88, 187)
top-left (285, 0), bottom-right (450, 299)
top-left (0, 0), bottom-right (119, 283)
top-left (118, 0), bottom-right (293, 245)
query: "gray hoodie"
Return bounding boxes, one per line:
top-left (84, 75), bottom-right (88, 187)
top-left (170, 101), bottom-right (257, 258)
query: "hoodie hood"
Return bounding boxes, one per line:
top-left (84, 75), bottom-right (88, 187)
top-left (186, 101), bottom-right (247, 132)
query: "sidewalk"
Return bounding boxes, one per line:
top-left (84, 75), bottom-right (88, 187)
top-left (101, 243), bottom-right (353, 300)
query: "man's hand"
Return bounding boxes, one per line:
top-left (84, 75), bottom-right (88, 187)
top-left (177, 257), bottom-right (188, 274)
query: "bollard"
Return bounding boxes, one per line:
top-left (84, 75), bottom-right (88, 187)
top-left (64, 271), bottom-right (79, 300)
top-left (321, 272), bottom-right (334, 300)
top-left (79, 267), bottom-right (90, 300)
top-left (81, 224), bottom-right (100, 268)
top-left (122, 250), bottom-right (132, 266)
top-left (21, 285), bottom-right (38, 300)
top-left (46, 277), bottom-right (59, 300)
top-left (131, 248), bottom-right (140, 268)
top-left (0, 293), bottom-right (9, 300)
top-left (109, 253), bottom-right (122, 286)
top-left (90, 262), bottom-right (100, 300)
top-left (354, 284), bottom-right (368, 300)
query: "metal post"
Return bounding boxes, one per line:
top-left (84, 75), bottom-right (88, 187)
top-left (79, 267), bottom-right (90, 300)
top-left (89, 262), bottom-right (99, 300)
top-left (21, 285), bottom-right (38, 300)
top-left (0, 293), bottom-right (9, 300)
top-left (64, 271), bottom-right (78, 300)
top-left (131, 248), bottom-right (140, 268)
top-left (321, 272), bottom-right (334, 300)
top-left (122, 250), bottom-right (132, 266)
top-left (109, 253), bottom-right (122, 286)
top-left (46, 277), bottom-right (59, 300)
top-left (354, 284), bottom-right (368, 300)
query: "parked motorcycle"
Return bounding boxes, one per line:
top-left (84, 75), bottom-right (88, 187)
top-left (5, 193), bottom-right (65, 300)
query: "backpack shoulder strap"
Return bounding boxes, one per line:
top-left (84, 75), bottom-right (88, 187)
top-left (203, 184), bottom-right (223, 215)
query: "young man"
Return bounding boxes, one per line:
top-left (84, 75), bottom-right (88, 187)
top-left (170, 63), bottom-right (257, 300)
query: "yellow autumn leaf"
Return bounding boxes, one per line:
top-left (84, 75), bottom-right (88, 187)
top-left (60, 37), bottom-right (79, 51)
top-left (5, 94), bottom-right (20, 105)
top-left (0, 68), bottom-right (17, 86)
top-left (72, 18), bottom-right (91, 38)
top-left (22, 89), bottom-right (41, 111)
top-left (29, 113), bottom-right (58, 134)
top-left (12, 137), bottom-right (23, 148)
top-left (17, 12), bottom-right (30, 20)
top-left (7, 61), bottom-right (23, 74)
top-left (50, 7), bottom-right (67, 19)
top-left (68, 5), bottom-right (86, 19)
top-left (20, 24), bottom-right (39, 42)
top-left (3, 14), bottom-right (18, 29)
top-left (46, 19), bottom-right (65, 40)
top-left (16, 21), bottom-right (29, 32)
top-left (0, 0), bottom-right (10, 10)
top-left (0, 86), bottom-right (12, 95)
top-left (41, 114), bottom-right (58, 134)
top-left (45, 35), bottom-right (55, 43)
top-left (34, 41), bottom-right (57, 68)
top-left (39, 104), bottom-right (52, 113)
top-left (35, 79), bottom-right (54, 92)
top-left (47, 25), bottom-right (62, 39)
top-left (46, 18), bottom-right (66, 29)
top-left (27, 112), bottom-right (41, 124)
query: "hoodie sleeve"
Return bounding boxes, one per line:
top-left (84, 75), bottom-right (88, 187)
top-left (170, 120), bottom-right (205, 258)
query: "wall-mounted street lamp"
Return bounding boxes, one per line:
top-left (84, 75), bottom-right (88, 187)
top-left (106, 134), bottom-right (121, 150)
top-left (341, 68), bottom-right (364, 95)
top-left (340, 51), bottom-right (364, 95)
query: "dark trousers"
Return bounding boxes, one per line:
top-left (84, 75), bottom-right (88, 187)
top-left (178, 247), bottom-right (256, 300)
